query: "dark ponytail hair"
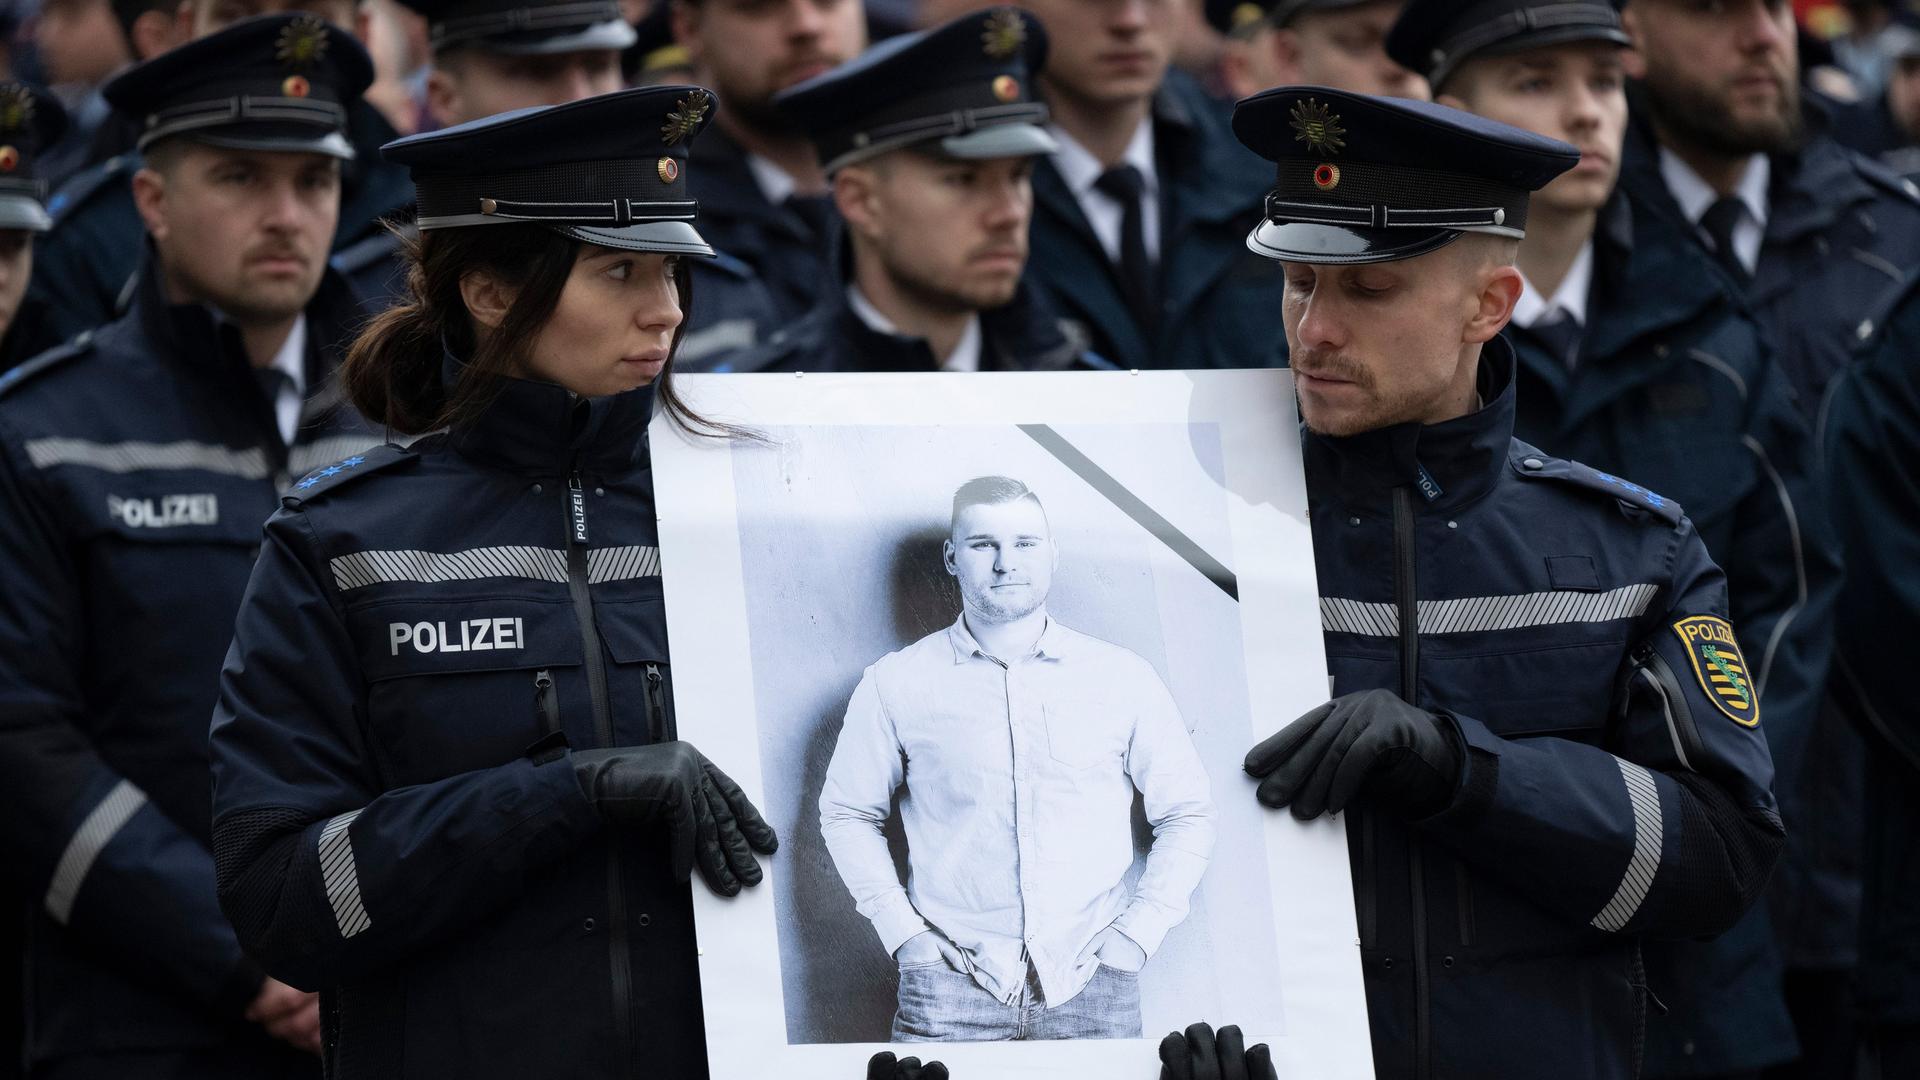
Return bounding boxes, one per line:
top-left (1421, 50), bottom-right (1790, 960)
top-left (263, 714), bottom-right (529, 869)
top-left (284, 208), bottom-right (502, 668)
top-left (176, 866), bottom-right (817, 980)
top-left (342, 223), bottom-right (720, 436)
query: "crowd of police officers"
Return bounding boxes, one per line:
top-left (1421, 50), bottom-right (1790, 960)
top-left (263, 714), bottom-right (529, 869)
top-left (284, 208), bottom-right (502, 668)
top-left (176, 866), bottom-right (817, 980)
top-left (0, 0), bottom-right (1917, 1077)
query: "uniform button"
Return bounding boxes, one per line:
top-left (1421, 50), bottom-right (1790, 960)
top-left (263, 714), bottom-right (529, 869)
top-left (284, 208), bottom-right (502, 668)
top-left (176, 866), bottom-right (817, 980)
top-left (1521, 457), bottom-right (1544, 470)
top-left (1446, 520), bottom-right (1458, 530)
top-left (532, 483), bottom-right (544, 494)
top-left (637, 913), bottom-right (652, 927)
top-left (1653, 344), bottom-right (1669, 359)
top-left (1381, 956), bottom-right (1393, 970)
top-left (1442, 955), bottom-right (1454, 969)
top-left (582, 917), bottom-right (596, 932)
top-left (1347, 516), bottom-right (1361, 527)
top-left (1682, 1040), bottom-right (1696, 1056)
top-left (595, 487), bottom-right (606, 496)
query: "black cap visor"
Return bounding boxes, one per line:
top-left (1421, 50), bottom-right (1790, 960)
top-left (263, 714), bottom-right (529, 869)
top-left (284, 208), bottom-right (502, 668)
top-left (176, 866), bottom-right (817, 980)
top-left (553, 220), bottom-right (715, 257)
top-left (184, 125), bottom-right (357, 159)
top-left (467, 17), bottom-right (636, 55)
top-left (0, 194), bottom-right (50, 232)
top-left (1245, 219), bottom-right (1463, 265)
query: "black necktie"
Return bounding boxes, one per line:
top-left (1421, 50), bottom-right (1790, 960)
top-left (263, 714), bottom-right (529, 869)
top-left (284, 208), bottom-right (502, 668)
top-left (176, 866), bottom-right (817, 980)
top-left (1699, 195), bottom-right (1750, 286)
top-left (255, 366), bottom-right (293, 439)
top-left (1093, 164), bottom-right (1157, 330)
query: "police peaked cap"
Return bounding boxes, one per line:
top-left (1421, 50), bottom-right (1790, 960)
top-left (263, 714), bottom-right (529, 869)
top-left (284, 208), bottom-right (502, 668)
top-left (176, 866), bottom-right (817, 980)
top-left (775, 7), bottom-right (1056, 174)
top-left (382, 84), bottom-right (718, 257)
top-left (0, 83), bottom-right (67, 232)
top-left (1233, 85), bottom-right (1578, 264)
top-left (1387, 0), bottom-right (1628, 92)
top-left (102, 14), bottom-right (370, 159)
top-left (1206, 0), bottom-right (1384, 34)
top-left (395, 0), bottom-right (636, 55)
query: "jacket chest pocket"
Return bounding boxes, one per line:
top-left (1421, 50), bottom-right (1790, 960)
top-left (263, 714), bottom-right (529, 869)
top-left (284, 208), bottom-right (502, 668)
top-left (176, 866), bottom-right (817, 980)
top-left (352, 599), bottom-right (584, 785)
top-left (1422, 635), bottom-right (1629, 741)
top-left (596, 597), bottom-right (674, 745)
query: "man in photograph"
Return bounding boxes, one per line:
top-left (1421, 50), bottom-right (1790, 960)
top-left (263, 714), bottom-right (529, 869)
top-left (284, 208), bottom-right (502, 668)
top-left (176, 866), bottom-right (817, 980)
top-left (820, 475), bottom-right (1216, 1042)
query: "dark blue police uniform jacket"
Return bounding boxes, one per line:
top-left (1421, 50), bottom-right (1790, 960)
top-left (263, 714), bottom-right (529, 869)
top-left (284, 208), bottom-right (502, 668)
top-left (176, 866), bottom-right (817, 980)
top-left (208, 359), bottom-right (708, 1080)
top-left (1827, 269), bottom-right (1920, 1030)
top-left (0, 259), bottom-right (380, 1074)
top-left (1024, 69), bottom-right (1282, 371)
top-left (29, 99), bottom-right (415, 343)
top-left (1312, 339), bottom-right (1783, 1080)
top-left (1508, 190), bottom-right (1843, 1075)
top-left (724, 274), bottom-right (1103, 373)
top-left (688, 122), bottom-right (835, 324)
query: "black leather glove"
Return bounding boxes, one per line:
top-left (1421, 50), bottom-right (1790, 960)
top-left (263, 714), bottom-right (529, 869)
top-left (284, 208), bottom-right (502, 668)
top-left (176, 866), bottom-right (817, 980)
top-left (1159, 1022), bottom-right (1276, 1080)
top-left (570, 742), bottom-right (780, 897)
top-left (866, 1051), bottom-right (949, 1080)
top-left (1243, 688), bottom-right (1462, 820)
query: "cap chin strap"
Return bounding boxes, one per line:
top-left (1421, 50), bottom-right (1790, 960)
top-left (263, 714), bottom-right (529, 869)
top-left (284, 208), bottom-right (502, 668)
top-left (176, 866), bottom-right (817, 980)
top-left (1265, 194), bottom-right (1511, 231)
top-left (429, 0), bottom-right (622, 47)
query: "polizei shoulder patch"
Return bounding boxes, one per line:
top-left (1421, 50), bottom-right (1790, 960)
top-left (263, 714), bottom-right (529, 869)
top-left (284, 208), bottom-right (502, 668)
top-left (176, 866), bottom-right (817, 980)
top-left (1672, 615), bottom-right (1759, 727)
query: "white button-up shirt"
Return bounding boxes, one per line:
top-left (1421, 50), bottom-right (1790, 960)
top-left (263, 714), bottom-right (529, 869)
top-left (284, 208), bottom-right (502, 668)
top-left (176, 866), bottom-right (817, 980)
top-left (819, 614), bottom-right (1215, 1009)
top-left (1046, 119), bottom-right (1161, 266)
top-left (846, 285), bottom-right (983, 372)
top-left (1513, 239), bottom-right (1594, 331)
top-left (1660, 147), bottom-right (1770, 276)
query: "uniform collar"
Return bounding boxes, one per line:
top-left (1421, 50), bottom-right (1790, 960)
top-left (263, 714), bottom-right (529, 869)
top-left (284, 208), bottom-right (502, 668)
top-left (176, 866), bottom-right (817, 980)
top-left (1513, 239), bottom-right (1594, 329)
top-left (443, 347), bottom-right (654, 477)
top-left (946, 612), bottom-right (1071, 663)
top-left (846, 284), bottom-right (984, 371)
top-left (128, 240), bottom-right (355, 386)
top-left (1304, 336), bottom-right (1517, 515)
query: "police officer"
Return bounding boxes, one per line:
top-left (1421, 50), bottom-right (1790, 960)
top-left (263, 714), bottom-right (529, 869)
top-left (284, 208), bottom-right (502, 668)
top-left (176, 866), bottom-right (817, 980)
top-left (1617, 3), bottom-right (1920, 1072)
top-left (670, 0), bottom-right (868, 322)
top-left (1014, 0), bottom-right (1280, 370)
top-left (1827, 269), bottom-right (1920, 1080)
top-left (1384, 6), bottom-right (1844, 1075)
top-left (206, 85), bottom-right (778, 1078)
top-left (1208, 0), bottom-right (1426, 102)
top-left (0, 83), bottom-right (69, 371)
top-left (1232, 87), bottom-right (1783, 1079)
top-left (0, 16), bottom-right (383, 1078)
top-left (29, 0), bottom-right (414, 342)
top-left (727, 8), bottom-right (1097, 373)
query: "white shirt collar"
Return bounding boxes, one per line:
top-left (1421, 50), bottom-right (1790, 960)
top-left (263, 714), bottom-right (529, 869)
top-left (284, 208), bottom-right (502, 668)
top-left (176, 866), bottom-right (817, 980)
top-left (1658, 147), bottom-right (1769, 229)
top-left (1512, 240), bottom-right (1595, 329)
top-left (269, 314), bottom-right (307, 445)
top-left (745, 152), bottom-right (798, 206)
top-left (847, 285), bottom-right (983, 372)
top-left (1046, 118), bottom-right (1157, 200)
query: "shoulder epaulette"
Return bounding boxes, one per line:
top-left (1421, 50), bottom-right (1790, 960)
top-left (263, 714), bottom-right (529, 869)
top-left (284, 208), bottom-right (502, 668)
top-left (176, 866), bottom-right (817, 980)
top-left (283, 441), bottom-right (415, 504)
top-left (1855, 151), bottom-right (1920, 205)
top-left (1511, 448), bottom-right (1686, 527)
top-left (0, 331), bottom-right (96, 398)
top-left (45, 157), bottom-right (132, 226)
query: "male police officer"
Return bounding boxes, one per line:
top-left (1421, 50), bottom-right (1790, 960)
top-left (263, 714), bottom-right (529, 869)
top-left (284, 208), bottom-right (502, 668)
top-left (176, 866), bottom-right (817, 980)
top-left (1385, 6), bottom-right (1844, 1074)
top-left (1232, 87), bottom-right (1782, 1080)
top-left (0, 16), bottom-right (380, 1078)
top-left (732, 8), bottom-right (1098, 373)
top-left (0, 84), bottom-right (69, 371)
top-left (30, 0), bottom-right (413, 339)
top-left (1618, 3), bottom-right (1920, 1071)
top-left (1013, 0), bottom-right (1278, 370)
top-left (671, 0), bottom-right (868, 321)
top-left (1210, 0), bottom-right (1425, 102)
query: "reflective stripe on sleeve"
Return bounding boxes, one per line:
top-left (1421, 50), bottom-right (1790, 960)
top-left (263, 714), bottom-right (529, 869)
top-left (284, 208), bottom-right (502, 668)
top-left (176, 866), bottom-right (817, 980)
top-left (44, 779), bottom-right (148, 925)
top-left (24, 438), bottom-right (271, 479)
top-left (1321, 582), bottom-right (1660, 637)
top-left (1590, 759), bottom-right (1663, 933)
top-left (318, 809), bottom-right (372, 939)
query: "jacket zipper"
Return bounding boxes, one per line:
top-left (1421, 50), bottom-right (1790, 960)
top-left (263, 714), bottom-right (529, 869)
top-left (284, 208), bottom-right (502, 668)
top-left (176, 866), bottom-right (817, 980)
top-left (643, 663), bottom-right (670, 743)
top-left (562, 466), bottom-right (636, 1076)
top-left (1393, 484), bottom-right (1431, 1080)
top-left (534, 669), bottom-right (560, 738)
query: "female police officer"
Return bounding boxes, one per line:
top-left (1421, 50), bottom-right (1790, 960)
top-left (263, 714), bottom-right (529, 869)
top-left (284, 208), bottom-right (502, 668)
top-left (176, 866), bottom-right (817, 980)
top-left (204, 86), bottom-right (778, 1079)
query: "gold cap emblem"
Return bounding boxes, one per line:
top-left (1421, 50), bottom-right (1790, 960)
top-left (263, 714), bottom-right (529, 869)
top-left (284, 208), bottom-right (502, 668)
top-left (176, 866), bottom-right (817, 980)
top-left (991, 75), bottom-right (1021, 103)
top-left (982, 8), bottom-right (1026, 59)
top-left (282, 74), bottom-right (311, 98)
top-left (0, 87), bottom-right (33, 135)
top-left (0, 147), bottom-right (18, 173)
top-left (658, 156), bottom-right (680, 183)
top-left (275, 15), bottom-right (330, 70)
top-left (661, 92), bottom-right (711, 146)
top-left (1313, 163), bottom-right (1340, 190)
top-left (1290, 98), bottom-right (1346, 155)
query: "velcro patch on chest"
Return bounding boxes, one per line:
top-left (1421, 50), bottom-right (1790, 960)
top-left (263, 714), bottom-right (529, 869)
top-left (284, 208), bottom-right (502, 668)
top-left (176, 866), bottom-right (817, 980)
top-left (1672, 615), bottom-right (1759, 727)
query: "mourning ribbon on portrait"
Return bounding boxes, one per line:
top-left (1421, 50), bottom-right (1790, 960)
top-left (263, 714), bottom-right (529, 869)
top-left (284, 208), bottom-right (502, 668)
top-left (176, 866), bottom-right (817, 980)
top-left (1017, 424), bottom-right (1238, 602)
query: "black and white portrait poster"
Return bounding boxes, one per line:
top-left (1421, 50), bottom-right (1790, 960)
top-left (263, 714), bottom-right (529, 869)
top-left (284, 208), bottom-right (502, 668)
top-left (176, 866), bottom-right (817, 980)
top-left (651, 371), bottom-right (1371, 1078)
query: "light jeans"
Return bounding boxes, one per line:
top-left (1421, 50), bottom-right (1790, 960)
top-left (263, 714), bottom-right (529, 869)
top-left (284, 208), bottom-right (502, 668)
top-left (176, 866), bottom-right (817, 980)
top-left (890, 961), bottom-right (1143, 1042)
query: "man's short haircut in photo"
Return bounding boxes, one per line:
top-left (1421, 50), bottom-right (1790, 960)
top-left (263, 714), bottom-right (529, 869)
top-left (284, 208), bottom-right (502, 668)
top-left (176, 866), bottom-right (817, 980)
top-left (951, 475), bottom-right (1047, 532)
